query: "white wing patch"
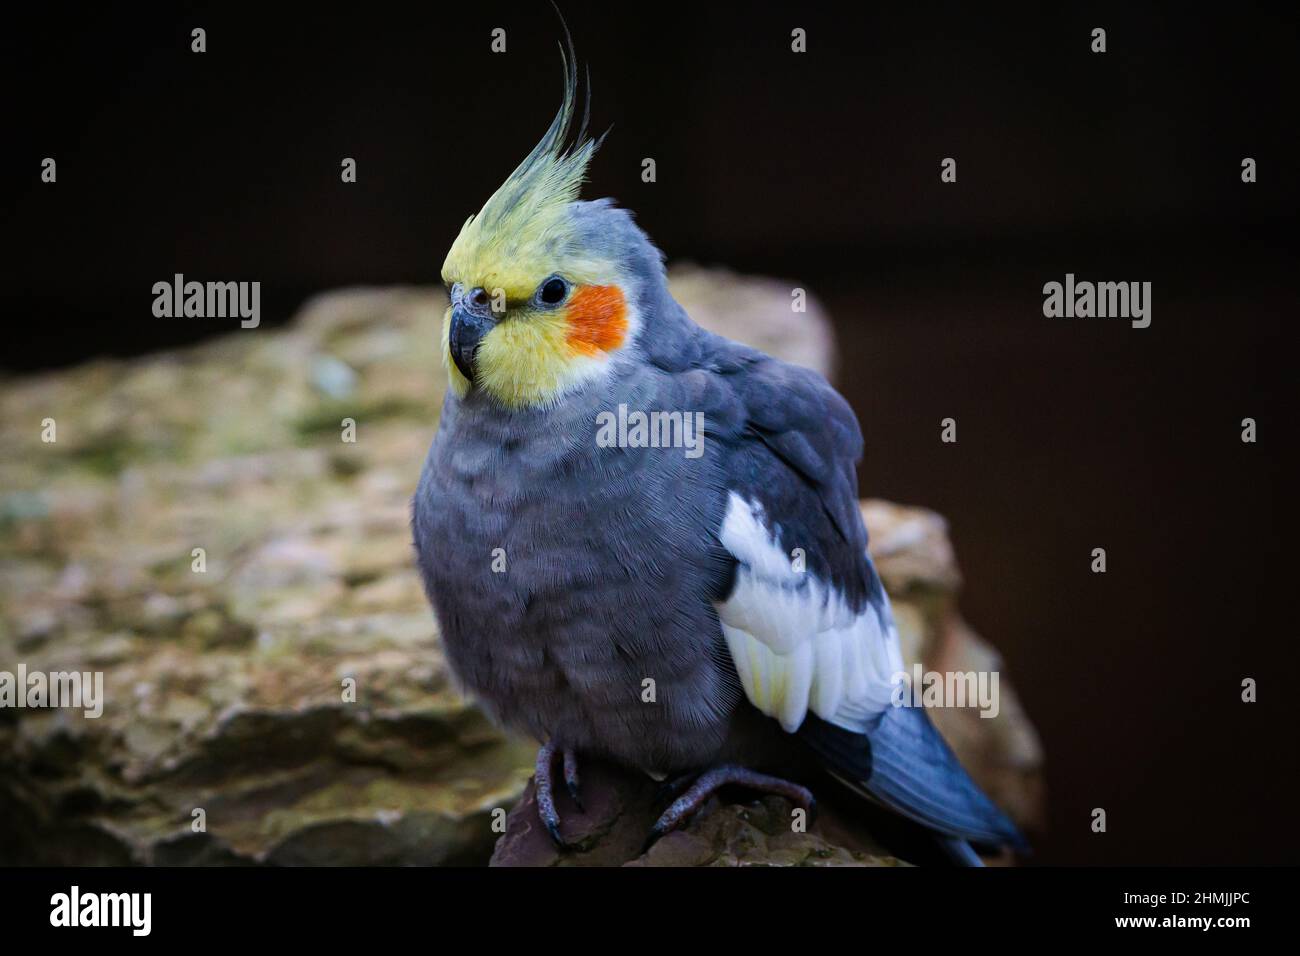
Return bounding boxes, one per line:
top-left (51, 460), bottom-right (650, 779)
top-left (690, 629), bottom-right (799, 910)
top-left (715, 492), bottom-right (903, 733)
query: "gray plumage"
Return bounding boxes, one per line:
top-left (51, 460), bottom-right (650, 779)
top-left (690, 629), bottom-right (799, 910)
top-left (415, 61), bottom-right (1024, 855)
top-left (417, 204), bottom-right (754, 774)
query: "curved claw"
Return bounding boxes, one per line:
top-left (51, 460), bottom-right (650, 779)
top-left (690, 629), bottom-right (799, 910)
top-left (563, 749), bottom-right (584, 813)
top-left (641, 827), bottom-right (666, 856)
top-left (542, 814), bottom-right (565, 847)
top-left (534, 742), bottom-right (565, 848)
top-left (645, 764), bottom-right (816, 850)
top-left (534, 743), bottom-right (584, 848)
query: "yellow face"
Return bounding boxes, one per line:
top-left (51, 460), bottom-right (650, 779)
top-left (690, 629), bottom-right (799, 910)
top-left (439, 148), bottom-right (636, 408)
top-left (437, 261), bottom-right (632, 408)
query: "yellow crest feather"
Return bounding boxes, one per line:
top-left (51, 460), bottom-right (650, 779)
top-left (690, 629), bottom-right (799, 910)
top-left (441, 36), bottom-right (603, 298)
top-left (438, 19), bottom-right (628, 410)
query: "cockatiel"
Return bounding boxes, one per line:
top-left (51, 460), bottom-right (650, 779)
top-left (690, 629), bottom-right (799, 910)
top-left (413, 34), bottom-right (1025, 864)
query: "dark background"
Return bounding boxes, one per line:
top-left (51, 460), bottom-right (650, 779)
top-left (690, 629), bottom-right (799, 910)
top-left (4, 2), bottom-right (1296, 864)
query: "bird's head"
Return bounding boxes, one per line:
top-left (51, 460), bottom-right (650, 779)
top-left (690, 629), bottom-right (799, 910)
top-left (440, 41), bottom-right (657, 409)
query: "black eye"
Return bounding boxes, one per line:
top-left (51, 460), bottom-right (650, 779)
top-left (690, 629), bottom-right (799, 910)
top-left (538, 276), bottom-right (569, 306)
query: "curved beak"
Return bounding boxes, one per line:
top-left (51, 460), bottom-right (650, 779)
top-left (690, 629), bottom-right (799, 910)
top-left (448, 307), bottom-right (494, 384)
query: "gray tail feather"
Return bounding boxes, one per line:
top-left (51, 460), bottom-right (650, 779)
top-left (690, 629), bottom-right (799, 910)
top-left (800, 706), bottom-right (1029, 853)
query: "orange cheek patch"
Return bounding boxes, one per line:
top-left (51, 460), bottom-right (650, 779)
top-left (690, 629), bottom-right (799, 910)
top-left (564, 285), bottom-right (628, 356)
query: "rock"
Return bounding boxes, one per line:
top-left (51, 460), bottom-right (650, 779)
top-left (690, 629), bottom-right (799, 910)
top-left (491, 759), bottom-right (909, 868)
top-left (0, 271), bottom-right (847, 865)
top-left (491, 762), bottom-right (904, 867)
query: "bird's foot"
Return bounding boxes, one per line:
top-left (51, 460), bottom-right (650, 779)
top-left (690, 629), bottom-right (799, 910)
top-left (653, 771), bottom-right (698, 803)
top-left (534, 741), bottom-right (583, 847)
top-left (645, 764), bottom-right (816, 850)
